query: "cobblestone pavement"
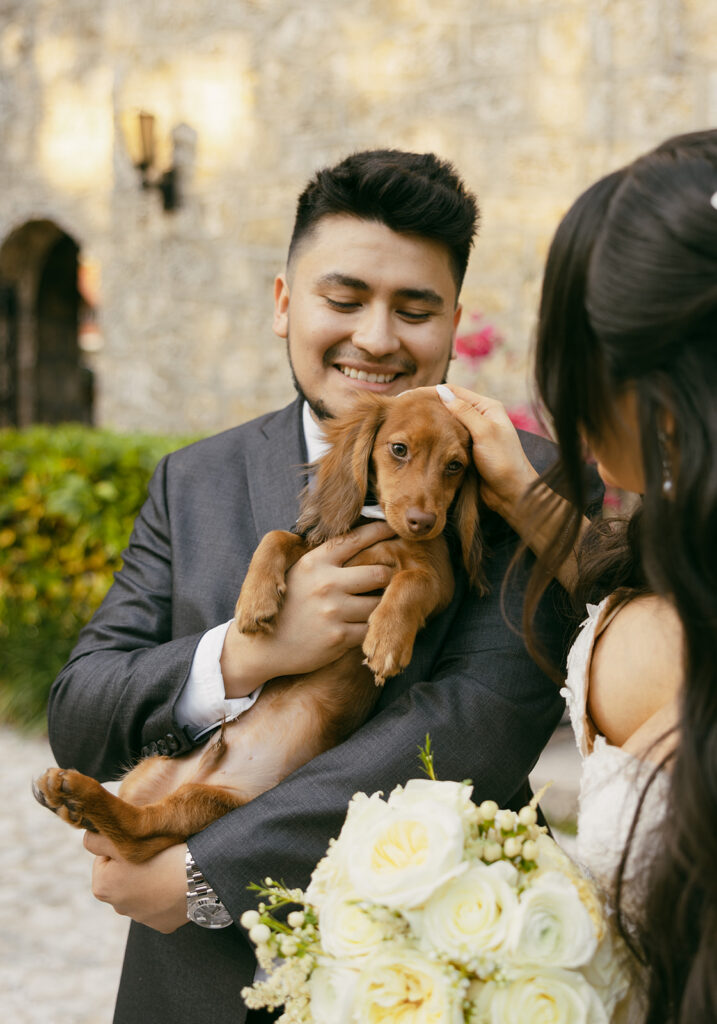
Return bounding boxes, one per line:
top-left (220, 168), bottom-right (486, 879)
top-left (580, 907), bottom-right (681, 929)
top-left (1, 726), bottom-right (128, 1024)
top-left (0, 722), bottom-right (580, 1023)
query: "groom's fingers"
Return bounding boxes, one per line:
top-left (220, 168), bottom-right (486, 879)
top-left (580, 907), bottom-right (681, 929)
top-left (84, 830), bottom-right (121, 859)
top-left (323, 520), bottom-right (396, 565)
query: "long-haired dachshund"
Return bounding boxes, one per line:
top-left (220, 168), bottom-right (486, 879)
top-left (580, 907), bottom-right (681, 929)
top-left (33, 390), bottom-right (485, 862)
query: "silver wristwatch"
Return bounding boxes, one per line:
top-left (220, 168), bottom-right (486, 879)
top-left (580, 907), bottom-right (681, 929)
top-left (185, 850), bottom-right (233, 929)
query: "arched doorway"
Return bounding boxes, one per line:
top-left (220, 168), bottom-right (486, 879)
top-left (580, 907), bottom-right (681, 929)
top-left (0, 282), bottom-right (18, 427)
top-left (0, 220), bottom-right (94, 427)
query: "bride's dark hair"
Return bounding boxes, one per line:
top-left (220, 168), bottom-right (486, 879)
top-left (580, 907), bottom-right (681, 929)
top-left (525, 130), bottom-right (717, 1022)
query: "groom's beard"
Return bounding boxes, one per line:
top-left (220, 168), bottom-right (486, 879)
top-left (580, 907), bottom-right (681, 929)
top-left (287, 354), bottom-right (333, 422)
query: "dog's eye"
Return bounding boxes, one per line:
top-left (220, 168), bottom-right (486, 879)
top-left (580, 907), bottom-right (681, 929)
top-left (390, 442), bottom-right (408, 459)
top-left (446, 460), bottom-right (465, 475)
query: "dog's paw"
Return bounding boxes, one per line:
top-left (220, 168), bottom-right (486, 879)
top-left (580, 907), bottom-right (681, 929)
top-left (234, 574), bottom-right (288, 634)
top-left (32, 767), bottom-right (99, 831)
top-left (362, 622), bottom-right (415, 686)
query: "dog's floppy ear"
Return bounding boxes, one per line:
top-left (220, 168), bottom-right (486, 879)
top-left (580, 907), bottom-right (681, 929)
top-left (453, 465), bottom-right (487, 595)
top-left (297, 396), bottom-right (388, 544)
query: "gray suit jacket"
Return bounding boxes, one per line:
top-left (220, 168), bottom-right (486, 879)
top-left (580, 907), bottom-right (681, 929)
top-left (48, 398), bottom-right (581, 1023)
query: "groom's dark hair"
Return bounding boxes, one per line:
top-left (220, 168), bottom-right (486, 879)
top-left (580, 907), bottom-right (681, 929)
top-left (287, 149), bottom-right (480, 295)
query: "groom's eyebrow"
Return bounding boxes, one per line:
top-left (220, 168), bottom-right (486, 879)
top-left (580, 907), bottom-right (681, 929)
top-left (394, 287), bottom-right (444, 308)
top-left (317, 272), bottom-right (370, 291)
top-left (317, 273), bottom-right (444, 307)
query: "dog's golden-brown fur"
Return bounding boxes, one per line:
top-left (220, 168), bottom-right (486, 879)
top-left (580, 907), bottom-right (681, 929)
top-left (34, 390), bottom-right (484, 862)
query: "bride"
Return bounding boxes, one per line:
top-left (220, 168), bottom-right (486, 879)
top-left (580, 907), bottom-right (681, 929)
top-left (438, 129), bottom-right (717, 1023)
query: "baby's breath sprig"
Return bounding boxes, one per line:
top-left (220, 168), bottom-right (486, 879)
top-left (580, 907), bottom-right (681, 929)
top-left (418, 733), bottom-right (437, 780)
top-left (247, 877), bottom-right (305, 907)
top-left (242, 878), bottom-right (319, 958)
top-left (467, 794), bottom-right (549, 875)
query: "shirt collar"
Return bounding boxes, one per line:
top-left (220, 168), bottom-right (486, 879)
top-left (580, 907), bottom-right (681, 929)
top-left (302, 401), bottom-right (332, 463)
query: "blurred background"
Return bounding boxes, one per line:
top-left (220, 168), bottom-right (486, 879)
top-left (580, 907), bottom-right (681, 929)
top-left (0, 2), bottom-right (714, 1020)
top-left (2, 0), bottom-right (715, 437)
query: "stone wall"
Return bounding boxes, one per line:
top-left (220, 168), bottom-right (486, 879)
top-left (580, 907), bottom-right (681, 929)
top-left (0, 0), bottom-right (715, 433)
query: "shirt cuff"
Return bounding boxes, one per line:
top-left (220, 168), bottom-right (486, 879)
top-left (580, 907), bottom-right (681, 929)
top-left (175, 620), bottom-right (264, 740)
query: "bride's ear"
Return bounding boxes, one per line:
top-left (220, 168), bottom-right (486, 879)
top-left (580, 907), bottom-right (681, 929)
top-left (661, 409), bottom-right (675, 439)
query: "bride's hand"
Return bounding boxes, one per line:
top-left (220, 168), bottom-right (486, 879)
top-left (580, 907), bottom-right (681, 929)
top-left (435, 384), bottom-right (540, 523)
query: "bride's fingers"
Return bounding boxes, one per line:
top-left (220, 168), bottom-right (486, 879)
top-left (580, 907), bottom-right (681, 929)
top-left (435, 385), bottom-right (512, 436)
top-left (435, 385), bottom-right (538, 510)
top-left (437, 383), bottom-right (506, 415)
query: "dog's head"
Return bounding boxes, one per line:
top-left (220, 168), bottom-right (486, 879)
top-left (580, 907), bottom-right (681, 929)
top-left (298, 390), bottom-right (485, 591)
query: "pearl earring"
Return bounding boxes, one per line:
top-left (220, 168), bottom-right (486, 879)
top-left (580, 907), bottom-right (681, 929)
top-left (658, 429), bottom-right (673, 496)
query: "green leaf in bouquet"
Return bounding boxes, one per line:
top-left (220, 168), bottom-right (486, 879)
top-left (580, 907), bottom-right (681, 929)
top-left (417, 733), bottom-right (437, 780)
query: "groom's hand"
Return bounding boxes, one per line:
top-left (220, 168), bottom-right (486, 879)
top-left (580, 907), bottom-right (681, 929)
top-left (221, 520), bottom-right (395, 697)
top-left (83, 833), bottom-right (189, 934)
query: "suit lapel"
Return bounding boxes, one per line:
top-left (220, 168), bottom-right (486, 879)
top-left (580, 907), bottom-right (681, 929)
top-left (246, 398), bottom-right (308, 537)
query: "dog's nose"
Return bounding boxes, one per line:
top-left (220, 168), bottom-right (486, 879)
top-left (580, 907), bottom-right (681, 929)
top-left (406, 509), bottom-right (436, 535)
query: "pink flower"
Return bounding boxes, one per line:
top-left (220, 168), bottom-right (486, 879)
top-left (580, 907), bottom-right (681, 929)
top-left (455, 316), bottom-right (502, 364)
top-left (506, 406), bottom-right (546, 437)
top-left (602, 488), bottom-right (622, 510)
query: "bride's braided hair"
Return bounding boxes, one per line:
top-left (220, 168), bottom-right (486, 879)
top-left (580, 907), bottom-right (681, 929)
top-left (523, 129), bottom-right (717, 1023)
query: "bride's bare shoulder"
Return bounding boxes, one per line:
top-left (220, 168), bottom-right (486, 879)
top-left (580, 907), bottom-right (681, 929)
top-left (587, 594), bottom-right (682, 757)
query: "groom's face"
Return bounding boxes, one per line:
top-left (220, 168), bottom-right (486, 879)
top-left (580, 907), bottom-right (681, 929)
top-left (272, 214), bottom-right (463, 421)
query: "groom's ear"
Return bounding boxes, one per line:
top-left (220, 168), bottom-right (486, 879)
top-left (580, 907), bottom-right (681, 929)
top-left (273, 274), bottom-right (289, 339)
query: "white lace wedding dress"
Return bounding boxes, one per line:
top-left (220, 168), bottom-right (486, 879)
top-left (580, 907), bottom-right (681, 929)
top-left (562, 596), bottom-right (671, 1021)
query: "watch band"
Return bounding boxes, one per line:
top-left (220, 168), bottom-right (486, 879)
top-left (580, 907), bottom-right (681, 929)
top-left (185, 850), bottom-right (233, 929)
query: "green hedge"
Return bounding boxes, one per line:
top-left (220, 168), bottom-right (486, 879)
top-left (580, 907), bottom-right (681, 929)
top-left (0, 424), bottom-right (197, 730)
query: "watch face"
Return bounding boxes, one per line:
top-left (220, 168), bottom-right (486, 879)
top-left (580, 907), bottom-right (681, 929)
top-left (189, 898), bottom-right (233, 929)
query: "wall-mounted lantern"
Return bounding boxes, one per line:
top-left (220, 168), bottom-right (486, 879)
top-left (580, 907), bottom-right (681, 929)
top-left (123, 111), bottom-right (179, 212)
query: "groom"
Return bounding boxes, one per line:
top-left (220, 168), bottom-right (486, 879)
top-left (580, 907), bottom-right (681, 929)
top-left (47, 149), bottom-right (576, 1023)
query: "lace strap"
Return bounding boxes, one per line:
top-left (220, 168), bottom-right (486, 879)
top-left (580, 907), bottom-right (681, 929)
top-left (562, 590), bottom-right (635, 757)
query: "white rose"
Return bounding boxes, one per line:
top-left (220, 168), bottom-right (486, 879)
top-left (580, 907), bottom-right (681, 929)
top-left (318, 890), bottom-right (392, 960)
top-left (354, 946), bottom-right (464, 1024)
top-left (309, 961), bottom-right (360, 1024)
top-left (305, 853), bottom-right (342, 912)
top-left (473, 968), bottom-right (609, 1024)
top-left (387, 778), bottom-right (475, 820)
top-left (580, 927), bottom-right (633, 1020)
top-left (531, 835), bottom-right (606, 937)
top-left (410, 860), bottom-right (518, 965)
top-left (508, 872), bottom-right (598, 969)
top-left (340, 787), bottom-right (467, 910)
top-left (531, 833), bottom-right (574, 875)
top-left (306, 792), bottom-right (375, 909)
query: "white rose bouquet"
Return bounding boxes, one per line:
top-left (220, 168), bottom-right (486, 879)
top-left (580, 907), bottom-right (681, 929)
top-left (240, 740), bottom-right (631, 1023)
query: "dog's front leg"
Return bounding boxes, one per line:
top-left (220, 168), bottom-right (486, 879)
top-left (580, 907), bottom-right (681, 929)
top-left (362, 569), bottom-right (450, 685)
top-left (234, 530), bottom-right (309, 634)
